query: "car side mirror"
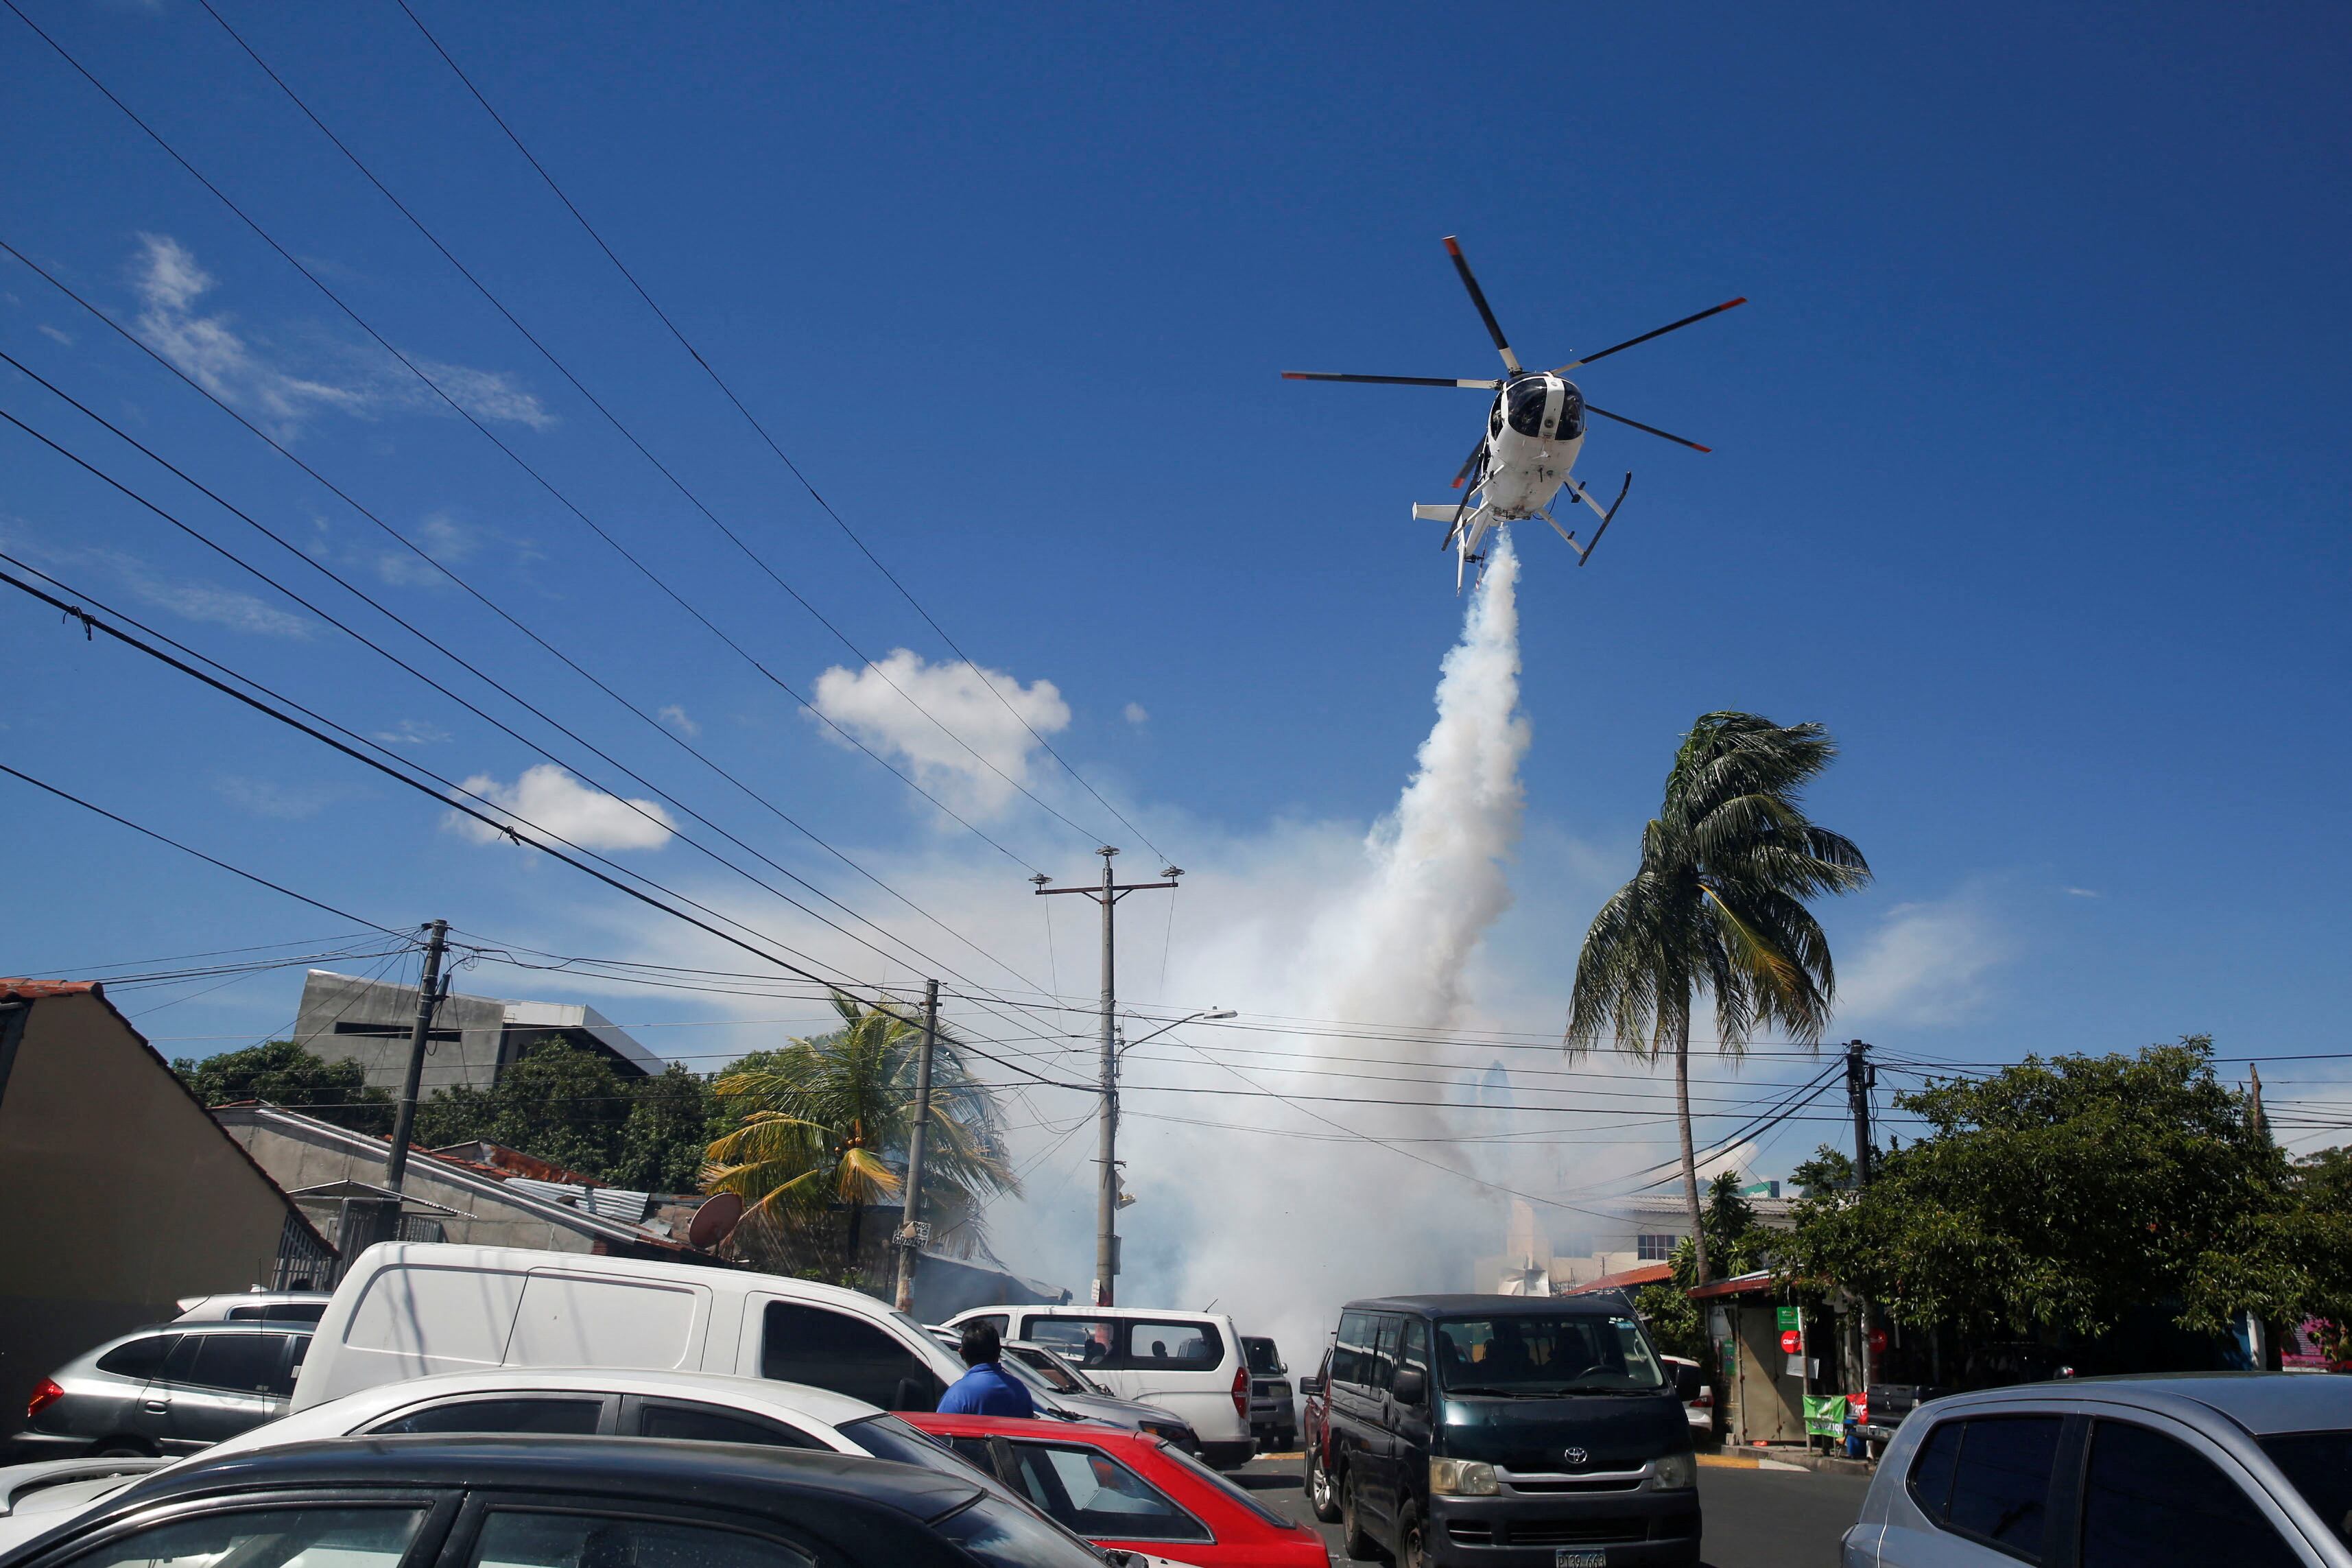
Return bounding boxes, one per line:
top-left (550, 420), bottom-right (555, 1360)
top-left (1299, 1374), bottom-right (1324, 1396)
top-left (1674, 1364), bottom-right (1702, 1403)
top-left (1390, 1367), bottom-right (1427, 1405)
top-left (894, 1376), bottom-right (938, 1412)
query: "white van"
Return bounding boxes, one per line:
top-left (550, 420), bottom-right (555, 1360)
top-left (940, 1303), bottom-right (1254, 1466)
top-left (294, 1242), bottom-right (971, 1416)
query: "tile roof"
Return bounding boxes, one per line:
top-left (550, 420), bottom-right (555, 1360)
top-left (0, 979), bottom-right (103, 999)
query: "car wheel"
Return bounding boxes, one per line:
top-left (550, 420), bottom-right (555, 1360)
top-left (1398, 1508), bottom-right (1427, 1568)
top-left (1307, 1447), bottom-right (1342, 1523)
top-left (90, 1440), bottom-right (152, 1458)
top-left (1340, 1469), bottom-right (1379, 1561)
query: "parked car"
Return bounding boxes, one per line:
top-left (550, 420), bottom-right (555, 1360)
top-left (1241, 1338), bottom-right (1296, 1452)
top-left (169, 1292), bottom-right (331, 1325)
top-left (1859, 1342), bottom-right (2079, 1449)
top-left (941, 1305), bottom-right (1255, 1469)
top-left (997, 1340), bottom-right (1204, 1451)
top-left (909, 1412), bottom-right (1326, 1568)
top-left (1840, 1373), bottom-right (2352, 1568)
top-left (0, 1460), bottom-right (165, 1558)
top-left (294, 1242), bottom-right (971, 1415)
top-left (0, 1435), bottom-right (1106, 1568)
top-left (1318, 1294), bottom-right (1703, 1568)
top-left (14, 1321), bottom-right (313, 1459)
top-left (1299, 1342), bottom-right (1340, 1525)
top-left (1659, 1356), bottom-right (1713, 1438)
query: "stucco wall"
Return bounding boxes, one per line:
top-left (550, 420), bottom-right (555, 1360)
top-left (293, 970), bottom-right (509, 1094)
top-left (0, 991), bottom-right (308, 1440)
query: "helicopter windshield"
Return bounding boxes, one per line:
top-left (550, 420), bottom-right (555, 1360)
top-left (1505, 379), bottom-right (1549, 437)
top-left (1555, 384), bottom-right (1585, 440)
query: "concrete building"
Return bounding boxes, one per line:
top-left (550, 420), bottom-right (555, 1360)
top-left (0, 981), bottom-right (333, 1442)
top-left (292, 969), bottom-right (663, 1094)
top-left (211, 1102), bottom-right (728, 1265)
top-left (1473, 1188), bottom-right (1798, 1295)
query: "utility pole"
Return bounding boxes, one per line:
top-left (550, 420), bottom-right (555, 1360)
top-left (1036, 848), bottom-right (1180, 1307)
top-left (894, 979), bottom-right (941, 1314)
top-left (384, 919), bottom-right (450, 1197)
top-left (1845, 1038), bottom-right (1877, 1401)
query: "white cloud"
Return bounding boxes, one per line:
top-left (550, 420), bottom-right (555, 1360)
top-left (810, 649), bottom-right (1071, 818)
top-left (1123, 702), bottom-right (1149, 725)
top-left (374, 720), bottom-right (451, 746)
top-left (37, 324), bottom-right (71, 346)
top-left (2064, 886), bottom-right (2102, 899)
top-left (1833, 894), bottom-right (2013, 1027)
top-left (213, 775), bottom-right (335, 820)
top-left (444, 764), bottom-right (676, 851)
top-left (127, 235), bottom-right (551, 436)
top-left (658, 704), bottom-right (701, 739)
top-left (372, 512), bottom-right (478, 586)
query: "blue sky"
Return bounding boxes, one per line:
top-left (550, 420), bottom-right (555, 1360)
top-left (5, 1), bottom-right (2350, 1292)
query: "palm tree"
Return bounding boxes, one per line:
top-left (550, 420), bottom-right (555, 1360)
top-left (704, 992), bottom-right (1018, 1281)
top-left (1566, 712), bottom-right (1870, 1287)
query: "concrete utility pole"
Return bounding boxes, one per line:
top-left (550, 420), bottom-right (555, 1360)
top-left (384, 919), bottom-right (450, 1197)
top-left (1846, 1038), bottom-right (1877, 1397)
top-left (894, 979), bottom-right (941, 1315)
top-left (1036, 848), bottom-right (1180, 1307)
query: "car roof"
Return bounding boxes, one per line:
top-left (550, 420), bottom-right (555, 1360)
top-left (111, 1435), bottom-right (982, 1523)
top-left (290, 1367), bottom-right (881, 1424)
top-left (1925, 1373), bottom-right (2352, 1437)
top-left (1341, 1294), bottom-right (1628, 1317)
top-left (981, 1305), bottom-right (1231, 1324)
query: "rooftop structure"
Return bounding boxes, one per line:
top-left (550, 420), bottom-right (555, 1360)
top-left (293, 969), bottom-right (663, 1094)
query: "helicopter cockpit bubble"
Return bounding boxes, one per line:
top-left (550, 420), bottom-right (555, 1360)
top-left (1505, 377), bottom-right (1552, 437)
top-left (1554, 382), bottom-right (1586, 441)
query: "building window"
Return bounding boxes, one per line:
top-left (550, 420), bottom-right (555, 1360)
top-left (1637, 1233), bottom-right (1678, 1262)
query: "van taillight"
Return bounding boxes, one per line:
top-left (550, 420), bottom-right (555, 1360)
top-left (1231, 1365), bottom-right (1249, 1422)
top-left (25, 1378), bottom-right (64, 1422)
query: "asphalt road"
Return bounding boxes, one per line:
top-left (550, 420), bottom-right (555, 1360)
top-left (1235, 1454), bottom-right (1872, 1568)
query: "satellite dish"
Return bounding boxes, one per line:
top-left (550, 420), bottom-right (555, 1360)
top-left (688, 1192), bottom-right (744, 1250)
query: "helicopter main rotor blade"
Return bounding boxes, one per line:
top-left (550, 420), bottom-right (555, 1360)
top-left (1281, 372), bottom-right (1503, 388)
top-left (1444, 236), bottom-right (1522, 375)
top-left (1551, 297), bottom-right (1748, 374)
top-left (1584, 403), bottom-right (1713, 453)
top-left (1450, 430), bottom-right (1486, 490)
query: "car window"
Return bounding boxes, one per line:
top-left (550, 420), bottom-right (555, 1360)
top-left (1907, 1418), bottom-right (1962, 1520)
top-left (468, 1511), bottom-right (813, 1568)
top-left (1366, 1318), bottom-right (1399, 1392)
top-left (1001, 1442), bottom-right (1211, 1543)
top-left (96, 1335), bottom-right (179, 1381)
top-left (1944, 1416), bottom-right (2061, 1559)
top-left (932, 1495), bottom-right (1117, 1568)
top-left (1120, 1321), bottom-right (1221, 1370)
top-left (636, 1401), bottom-right (821, 1449)
top-left (761, 1301), bottom-right (942, 1412)
top-left (2258, 1429), bottom-right (2352, 1549)
top-left (63, 1506), bottom-right (425, 1568)
top-left (1025, 1318), bottom-right (1119, 1368)
top-left (1331, 1314), bottom-right (1372, 1388)
top-left (228, 1304), bottom-right (326, 1324)
top-left (964, 1315), bottom-right (1010, 1340)
top-left (370, 1397), bottom-right (605, 1436)
top-left (1397, 1320), bottom-right (1429, 1394)
top-left (1010, 1350), bottom-right (1085, 1394)
top-left (167, 1334), bottom-right (292, 1396)
top-left (2081, 1420), bottom-right (2302, 1568)
top-left (1244, 1340), bottom-right (1281, 1376)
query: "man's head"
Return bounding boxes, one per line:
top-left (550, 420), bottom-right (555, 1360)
top-left (960, 1320), bottom-right (1003, 1367)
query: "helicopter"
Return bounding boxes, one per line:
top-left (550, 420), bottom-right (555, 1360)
top-left (1283, 236), bottom-right (1744, 591)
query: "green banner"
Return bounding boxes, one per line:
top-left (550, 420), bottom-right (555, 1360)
top-left (1804, 1394), bottom-right (1848, 1438)
top-left (1777, 1305), bottom-right (1801, 1331)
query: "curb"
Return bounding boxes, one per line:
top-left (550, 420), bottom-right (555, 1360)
top-left (1696, 1453), bottom-right (1807, 1471)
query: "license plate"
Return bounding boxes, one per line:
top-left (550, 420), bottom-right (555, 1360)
top-left (1554, 1554), bottom-right (1606, 1568)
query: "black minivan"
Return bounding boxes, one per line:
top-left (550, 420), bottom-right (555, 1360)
top-left (1302, 1294), bottom-right (1702, 1568)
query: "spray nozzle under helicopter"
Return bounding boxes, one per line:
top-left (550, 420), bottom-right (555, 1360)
top-left (1283, 235), bottom-right (1744, 591)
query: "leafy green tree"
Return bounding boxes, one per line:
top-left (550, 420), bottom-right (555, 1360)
top-left (1778, 1037), bottom-right (2345, 1345)
top-left (412, 1035), bottom-right (635, 1178)
top-left (704, 993), bottom-right (1018, 1285)
top-left (1566, 712), bottom-right (1870, 1286)
top-left (614, 1063), bottom-right (729, 1193)
top-left (174, 1040), bottom-right (391, 1134)
top-left (1635, 1172), bottom-right (1774, 1359)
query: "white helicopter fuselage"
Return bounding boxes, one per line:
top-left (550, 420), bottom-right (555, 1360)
top-left (1480, 375), bottom-right (1585, 519)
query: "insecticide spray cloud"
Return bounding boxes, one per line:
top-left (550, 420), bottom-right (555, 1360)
top-left (1136, 532), bottom-right (1534, 1372)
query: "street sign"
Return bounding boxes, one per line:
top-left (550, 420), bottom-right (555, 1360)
top-left (1776, 1305), bottom-right (1800, 1331)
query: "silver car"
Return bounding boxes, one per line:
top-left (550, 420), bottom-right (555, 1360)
top-left (14, 1322), bottom-right (311, 1458)
top-left (1240, 1335), bottom-right (1296, 1451)
top-left (997, 1340), bottom-right (1202, 1451)
top-left (1842, 1373), bottom-right (2352, 1567)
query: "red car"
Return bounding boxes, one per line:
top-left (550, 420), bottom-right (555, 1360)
top-left (909, 1412), bottom-right (1326, 1568)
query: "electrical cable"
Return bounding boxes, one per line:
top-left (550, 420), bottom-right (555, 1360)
top-left (387, 0), bottom-right (1172, 865)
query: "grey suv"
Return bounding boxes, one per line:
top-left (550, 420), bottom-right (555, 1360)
top-left (16, 1320), bottom-right (310, 1458)
top-left (1242, 1336), bottom-right (1296, 1451)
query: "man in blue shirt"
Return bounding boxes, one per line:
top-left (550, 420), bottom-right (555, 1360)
top-left (936, 1321), bottom-right (1037, 1417)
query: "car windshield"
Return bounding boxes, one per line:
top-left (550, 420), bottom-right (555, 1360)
top-left (932, 1495), bottom-right (1118, 1568)
top-left (1015, 1349), bottom-right (1089, 1394)
top-left (1245, 1340), bottom-right (1281, 1375)
top-left (1436, 1314), bottom-right (1667, 1392)
top-left (2259, 1431), bottom-right (2352, 1546)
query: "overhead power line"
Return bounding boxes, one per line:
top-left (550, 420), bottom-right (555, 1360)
top-left (0, 3), bottom-right (1049, 875)
top-left (385, 0), bottom-right (1172, 866)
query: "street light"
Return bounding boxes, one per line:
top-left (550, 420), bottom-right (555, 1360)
top-left (1119, 1008), bottom-right (1237, 1057)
